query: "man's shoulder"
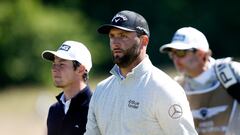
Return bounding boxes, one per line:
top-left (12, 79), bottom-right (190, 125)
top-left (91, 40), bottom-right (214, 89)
top-left (150, 66), bottom-right (175, 82)
top-left (215, 57), bottom-right (232, 65)
top-left (97, 75), bottom-right (115, 86)
top-left (49, 101), bottom-right (62, 112)
top-left (214, 57), bottom-right (240, 68)
top-left (148, 66), bottom-right (183, 91)
top-left (93, 75), bottom-right (116, 92)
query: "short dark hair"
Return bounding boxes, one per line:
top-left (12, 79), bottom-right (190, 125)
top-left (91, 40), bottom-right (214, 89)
top-left (72, 60), bottom-right (88, 82)
top-left (73, 60), bottom-right (81, 70)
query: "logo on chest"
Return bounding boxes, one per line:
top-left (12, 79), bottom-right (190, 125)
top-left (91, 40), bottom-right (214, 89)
top-left (128, 100), bottom-right (140, 109)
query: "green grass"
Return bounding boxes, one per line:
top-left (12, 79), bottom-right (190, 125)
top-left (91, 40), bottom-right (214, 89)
top-left (0, 86), bottom-right (49, 135)
top-left (0, 68), bottom-right (177, 135)
top-left (0, 75), bottom-right (106, 135)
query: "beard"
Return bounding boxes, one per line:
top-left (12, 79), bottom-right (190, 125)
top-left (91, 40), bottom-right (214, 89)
top-left (112, 43), bottom-right (141, 68)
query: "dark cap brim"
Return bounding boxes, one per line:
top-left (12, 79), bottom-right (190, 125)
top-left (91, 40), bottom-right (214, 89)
top-left (41, 51), bottom-right (56, 61)
top-left (97, 24), bottom-right (135, 34)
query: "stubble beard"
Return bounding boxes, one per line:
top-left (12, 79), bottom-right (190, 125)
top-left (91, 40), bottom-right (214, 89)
top-left (112, 43), bottom-right (141, 68)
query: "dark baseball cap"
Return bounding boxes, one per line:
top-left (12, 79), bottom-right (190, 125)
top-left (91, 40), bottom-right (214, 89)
top-left (98, 10), bottom-right (150, 37)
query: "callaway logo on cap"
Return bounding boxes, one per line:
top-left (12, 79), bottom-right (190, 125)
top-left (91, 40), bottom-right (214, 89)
top-left (98, 10), bottom-right (150, 37)
top-left (111, 14), bottom-right (128, 23)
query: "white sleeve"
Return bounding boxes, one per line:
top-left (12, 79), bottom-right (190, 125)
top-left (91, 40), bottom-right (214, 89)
top-left (84, 91), bottom-right (101, 135)
top-left (155, 83), bottom-right (198, 135)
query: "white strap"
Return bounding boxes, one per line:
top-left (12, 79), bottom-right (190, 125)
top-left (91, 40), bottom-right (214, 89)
top-left (215, 57), bottom-right (238, 88)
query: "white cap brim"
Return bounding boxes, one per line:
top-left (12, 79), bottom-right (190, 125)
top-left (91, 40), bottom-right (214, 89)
top-left (42, 50), bottom-right (75, 61)
top-left (159, 42), bottom-right (194, 53)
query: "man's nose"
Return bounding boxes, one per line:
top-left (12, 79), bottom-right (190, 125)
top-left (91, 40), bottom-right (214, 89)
top-left (110, 37), bottom-right (122, 46)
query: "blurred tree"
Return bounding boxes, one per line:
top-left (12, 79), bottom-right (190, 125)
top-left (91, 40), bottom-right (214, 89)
top-left (0, 0), bottom-right (239, 88)
top-left (0, 0), bottom-right (109, 87)
top-left (78, 0), bottom-right (240, 63)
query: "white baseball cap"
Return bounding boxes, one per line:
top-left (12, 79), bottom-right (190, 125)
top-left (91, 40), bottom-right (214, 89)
top-left (42, 40), bottom-right (92, 72)
top-left (160, 27), bottom-right (209, 52)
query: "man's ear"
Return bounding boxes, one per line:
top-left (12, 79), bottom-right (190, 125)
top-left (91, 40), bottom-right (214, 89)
top-left (196, 50), bottom-right (208, 62)
top-left (77, 65), bottom-right (86, 74)
top-left (141, 35), bottom-right (149, 47)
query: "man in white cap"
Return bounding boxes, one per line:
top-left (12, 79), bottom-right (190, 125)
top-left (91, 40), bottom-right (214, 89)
top-left (160, 27), bottom-right (240, 135)
top-left (85, 10), bottom-right (197, 135)
top-left (41, 40), bottom-right (92, 135)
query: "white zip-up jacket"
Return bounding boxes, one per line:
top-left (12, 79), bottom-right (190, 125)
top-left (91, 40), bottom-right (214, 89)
top-left (85, 56), bottom-right (197, 135)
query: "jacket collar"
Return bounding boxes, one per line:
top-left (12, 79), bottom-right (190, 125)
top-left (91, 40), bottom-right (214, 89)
top-left (56, 86), bottom-right (92, 107)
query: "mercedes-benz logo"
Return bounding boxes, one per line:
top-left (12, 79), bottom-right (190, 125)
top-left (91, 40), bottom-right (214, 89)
top-left (168, 104), bottom-right (183, 119)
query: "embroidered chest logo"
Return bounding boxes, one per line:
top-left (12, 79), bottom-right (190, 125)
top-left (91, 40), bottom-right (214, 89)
top-left (168, 104), bottom-right (183, 119)
top-left (128, 100), bottom-right (140, 109)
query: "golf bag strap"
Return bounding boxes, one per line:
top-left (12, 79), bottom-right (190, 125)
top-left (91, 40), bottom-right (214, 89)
top-left (214, 57), bottom-right (240, 103)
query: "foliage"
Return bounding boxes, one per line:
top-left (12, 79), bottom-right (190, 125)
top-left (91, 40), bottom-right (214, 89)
top-left (0, 0), bottom-right (239, 87)
top-left (0, 0), bottom-right (109, 87)
top-left (79, 0), bottom-right (240, 62)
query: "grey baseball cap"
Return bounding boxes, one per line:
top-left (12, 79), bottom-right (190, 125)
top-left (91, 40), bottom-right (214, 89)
top-left (98, 10), bottom-right (150, 37)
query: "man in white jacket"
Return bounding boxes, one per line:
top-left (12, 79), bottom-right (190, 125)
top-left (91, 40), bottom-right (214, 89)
top-left (85, 10), bottom-right (197, 135)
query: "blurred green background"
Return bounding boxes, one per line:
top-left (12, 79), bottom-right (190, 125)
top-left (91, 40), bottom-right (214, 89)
top-left (0, 0), bottom-right (239, 134)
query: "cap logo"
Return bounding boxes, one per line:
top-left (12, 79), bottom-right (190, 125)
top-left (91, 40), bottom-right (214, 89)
top-left (172, 34), bottom-right (186, 42)
top-left (58, 44), bottom-right (71, 51)
top-left (111, 14), bottom-right (128, 24)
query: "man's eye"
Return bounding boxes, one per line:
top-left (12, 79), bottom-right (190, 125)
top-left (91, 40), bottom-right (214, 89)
top-left (52, 63), bottom-right (65, 68)
top-left (120, 34), bottom-right (127, 38)
top-left (60, 64), bottom-right (65, 67)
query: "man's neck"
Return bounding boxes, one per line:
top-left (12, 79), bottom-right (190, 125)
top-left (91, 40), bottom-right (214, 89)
top-left (187, 61), bottom-right (209, 78)
top-left (63, 82), bottom-right (87, 101)
top-left (120, 54), bottom-right (145, 77)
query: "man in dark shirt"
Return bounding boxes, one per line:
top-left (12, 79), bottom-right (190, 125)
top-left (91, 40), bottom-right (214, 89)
top-left (41, 40), bottom-right (92, 135)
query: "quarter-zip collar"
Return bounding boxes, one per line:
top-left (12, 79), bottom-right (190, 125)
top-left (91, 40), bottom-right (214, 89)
top-left (110, 55), bottom-right (152, 81)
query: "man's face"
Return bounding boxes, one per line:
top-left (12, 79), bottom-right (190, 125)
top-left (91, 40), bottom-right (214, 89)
top-left (168, 49), bottom-right (204, 77)
top-left (108, 28), bottom-right (141, 68)
top-left (51, 56), bottom-right (77, 88)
